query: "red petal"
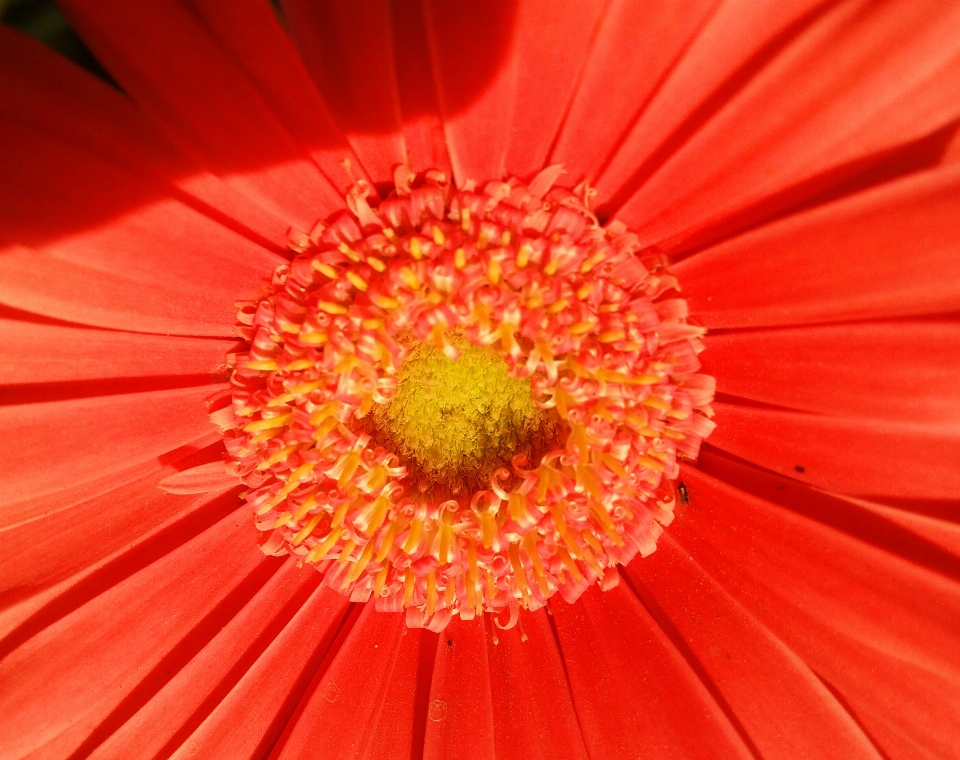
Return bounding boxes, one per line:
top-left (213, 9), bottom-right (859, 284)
top-left (624, 540), bottom-right (885, 760)
top-left (672, 465), bottom-right (960, 760)
top-left (420, 0), bottom-right (518, 183)
top-left (85, 561), bottom-right (327, 759)
top-left (0, 116), bottom-right (283, 335)
top-left (391, 0), bottom-right (452, 175)
top-left (0, 506), bottom-right (275, 759)
top-left (274, 605), bottom-right (411, 759)
top-left (487, 610), bottom-right (590, 760)
top-left (549, 0), bottom-right (718, 183)
top-left (0, 433), bottom-right (220, 531)
top-left (551, 583), bottom-right (754, 760)
top-left (501, 0), bottom-right (608, 179)
top-left (0, 460), bottom-right (234, 631)
top-left (158, 461), bottom-right (239, 494)
top-left (594, 0), bottom-right (830, 203)
top-left (615, 0), bottom-right (960, 251)
top-left (0, 320), bottom-right (233, 385)
top-left (162, 580), bottom-right (349, 760)
top-left (423, 616), bottom-right (496, 760)
top-left (708, 400), bottom-right (960, 498)
top-left (703, 322), bottom-right (960, 424)
top-left (842, 496), bottom-right (960, 560)
top-left (0, 26), bottom-right (293, 249)
top-left (184, 0), bottom-right (363, 194)
top-left (58, 0), bottom-right (347, 227)
top-left (0, 385), bottom-right (223, 505)
top-left (675, 165), bottom-right (960, 328)
top-left (280, 0), bottom-right (406, 181)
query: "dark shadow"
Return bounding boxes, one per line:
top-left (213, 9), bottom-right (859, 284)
top-left (410, 628), bottom-right (440, 760)
top-left (157, 438), bottom-right (226, 469)
top-left (654, 119), bottom-right (960, 260)
top-left (694, 448), bottom-right (960, 583)
top-left (0, 374), bottom-right (227, 405)
top-left (63, 555), bottom-right (285, 760)
top-left (264, 603), bottom-right (362, 759)
top-left (1, 0), bottom-right (117, 86)
top-left (147, 570), bottom-right (323, 760)
top-left (281, 0), bottom-right (516, 136)
top-left (619, 567), bottom-right (765, 760)
top-left (0, 491), bottom-right (247, 660)
top-left (811, 671), bottom-right (895, 760)
top-left (0, 0), bottom-right (516, 257)
top-left (596, 0), bottom-right (842, 219)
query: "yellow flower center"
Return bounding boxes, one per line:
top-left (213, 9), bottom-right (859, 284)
top-left (375, 336), bottom-right (556, 496)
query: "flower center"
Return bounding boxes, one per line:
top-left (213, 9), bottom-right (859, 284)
top-left (374, 335), bottom-right (556, 497)
top-left (222, 166), bottom-right (716, 631)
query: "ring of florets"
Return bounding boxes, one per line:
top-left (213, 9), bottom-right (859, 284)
top-left (220, 166), bottom-right (715, 631)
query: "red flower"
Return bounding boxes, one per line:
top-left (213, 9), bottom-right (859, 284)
top-left (1, 2), bottom-right (959, 759)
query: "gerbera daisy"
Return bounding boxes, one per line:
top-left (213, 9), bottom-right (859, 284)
top-left (1, 1), bottom-right (959, 759)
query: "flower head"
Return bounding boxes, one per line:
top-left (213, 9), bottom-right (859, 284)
top-left (226, 167), bottom-right (714, 629)
top-left (2, 1), bottom-right (960, 759)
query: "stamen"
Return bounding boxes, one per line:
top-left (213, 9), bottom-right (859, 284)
top-left (225, 166), bottom-right (715, 630)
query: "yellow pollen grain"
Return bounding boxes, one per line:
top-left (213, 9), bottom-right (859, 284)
top-left (580, 252), bottom-right (606, 273)
top-left (293, 513), bottom-right (324, 546)
top-left (307, 529), bottom-right (341, 563)
top-left (285, 358), bottom-right (315, 371)
top-left (311, 261), bottom-right (338, 279)
top-left (432, 227), bottom-right (446, 246)
top-left (250, 428), bottom-right (283, 444)
top-left (244, 413), bottom-right (293, 433)
top-left (400, 268), bottom-right (420, 290)
top-left (375, 336), bottom-right (549, 491)
top-left (403, 518), bottom-right (423, 554)
top-left (409, 237), bottom-right (423, 260)
top-left (337, 540), bottom-right (356, 565)
top-left (516, 245), bottom-right (531, 268)
top-left (346, 272), bottom-right (368, 291)
top-left (318, 301), bottom-right (349, 315)
top-left (294, 493), bottom-right (319, 520)
top-left (638, 455), bottom-right (666, 472)
top-left (597, 330), bottom-right (626, 343)
top-left (338, 242), bottom-right (361, 262)
top-left (642, 396), bottom-right (671, 410)
top-left (426, 572), bottom-right (437, 615)
top-left (569, 320), bottom-right (597, 335)
top-left (246, 359), bottom-right (279, 371)
top-left (375, 521), bottom-right (400, 562)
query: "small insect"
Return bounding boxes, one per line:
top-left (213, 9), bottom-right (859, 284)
top-left (794, 465), bottom-right (806, 474)
top-left (678, 481), bottom-right (689, 505)
top-left (446, 639), bottom-right (454, 648)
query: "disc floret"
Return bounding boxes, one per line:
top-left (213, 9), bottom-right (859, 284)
top-left (222, 166), bottom-right (715, 631)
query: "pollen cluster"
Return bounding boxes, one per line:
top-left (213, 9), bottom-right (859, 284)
top-left (376, 335), bottom-right (556, 495)
top-left (222, 166), bottom-right (715, 631)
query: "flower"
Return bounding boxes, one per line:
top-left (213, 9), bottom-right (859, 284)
top-left (227, 167), bottom-right (715, 631)
top-left (1, 2), bottom-right (959, 759)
